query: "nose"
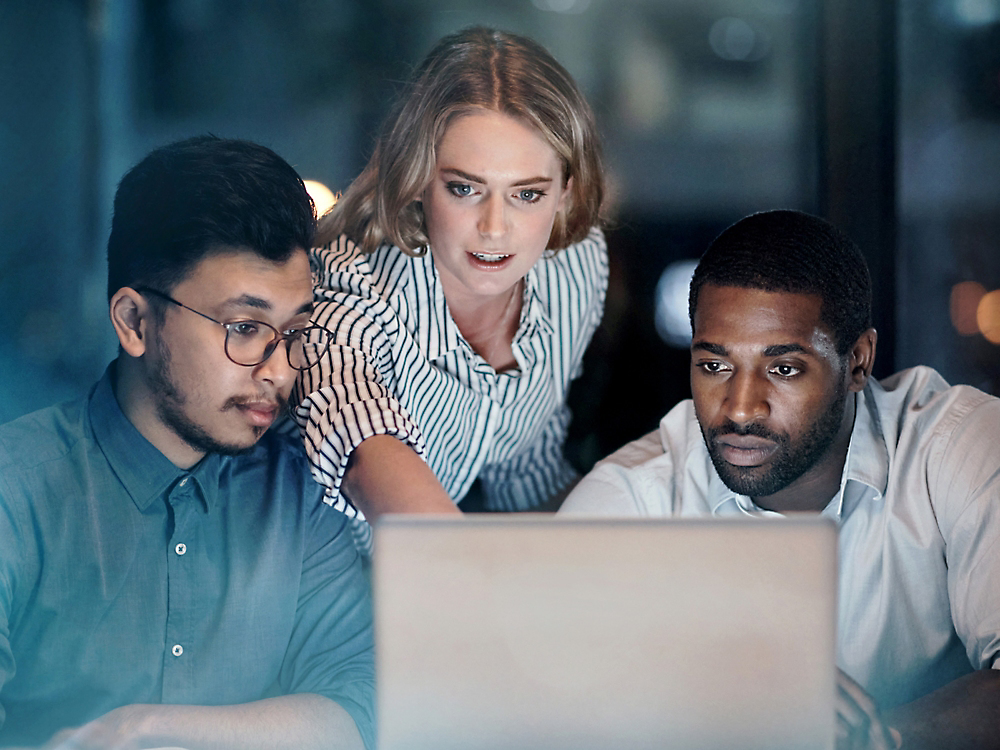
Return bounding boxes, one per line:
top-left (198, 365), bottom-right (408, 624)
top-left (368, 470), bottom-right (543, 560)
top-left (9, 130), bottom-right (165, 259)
top-left (252, 338), bottom-right (296, 392)
top-left (477, 194), bottom-right (507, 239)
top-left (722, 371), bottom-right (769, 426)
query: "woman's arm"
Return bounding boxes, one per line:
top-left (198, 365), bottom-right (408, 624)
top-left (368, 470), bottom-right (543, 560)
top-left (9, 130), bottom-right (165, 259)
top-left (342, 436), bottom-right (459, 524)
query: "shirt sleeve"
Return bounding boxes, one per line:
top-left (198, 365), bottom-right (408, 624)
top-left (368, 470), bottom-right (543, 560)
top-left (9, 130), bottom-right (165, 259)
top-left (479, 229), bottom-right (611, 510)
top-left (292, 236), bottom-right (427, 519)
top-left (932, 388), bottom-right (1000, 672)
top-left (279, 499), bottom-right (376, 749)
top-left (559, 428), bottom-right (672, 516)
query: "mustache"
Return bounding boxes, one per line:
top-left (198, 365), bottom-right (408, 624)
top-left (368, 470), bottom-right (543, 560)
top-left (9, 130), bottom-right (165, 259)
top-left (224, 393), bottom-right (289, 413)
top-left (706, 420), bottom-right (782, 442)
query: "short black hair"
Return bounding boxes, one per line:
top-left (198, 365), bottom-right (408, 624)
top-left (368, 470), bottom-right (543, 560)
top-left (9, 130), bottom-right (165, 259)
top-left (107, 135), bottom-right (316, 299)
top-left (689, 210), bottom-right (872, 356)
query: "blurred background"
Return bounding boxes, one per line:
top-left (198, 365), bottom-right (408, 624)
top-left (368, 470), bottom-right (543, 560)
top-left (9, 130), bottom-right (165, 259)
top-left (2, 0), bottom-right (999, 470)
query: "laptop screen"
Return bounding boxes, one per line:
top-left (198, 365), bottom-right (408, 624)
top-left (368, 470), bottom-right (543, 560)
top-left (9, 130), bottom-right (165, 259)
top-left (374, 515), bottom-right (837, 750)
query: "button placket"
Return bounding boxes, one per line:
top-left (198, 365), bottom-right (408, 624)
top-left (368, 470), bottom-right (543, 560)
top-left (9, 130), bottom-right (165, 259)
top-left (163, 482), bottom-right (197, 696)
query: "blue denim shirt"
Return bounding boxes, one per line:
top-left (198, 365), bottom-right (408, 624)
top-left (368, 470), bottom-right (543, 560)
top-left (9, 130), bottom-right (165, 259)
top-left (0, 365), bottom-right (375, 748)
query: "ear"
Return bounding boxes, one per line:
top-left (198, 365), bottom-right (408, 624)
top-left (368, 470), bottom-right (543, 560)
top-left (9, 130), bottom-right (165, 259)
top-left (110, 287), bottom-right (152, 358)
top-left (846, 328), bottom-right (877, 393)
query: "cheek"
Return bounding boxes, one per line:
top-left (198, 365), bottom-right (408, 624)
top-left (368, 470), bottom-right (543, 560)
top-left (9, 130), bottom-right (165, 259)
top-left (770, 387), bottom-right (830, 436)
top-left (424, 200), bottom-right (466, 244)
top-left (689, 381), bottom-right (718, 423)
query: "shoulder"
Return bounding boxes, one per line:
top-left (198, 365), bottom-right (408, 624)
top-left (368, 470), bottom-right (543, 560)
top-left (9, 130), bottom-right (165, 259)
top-left (0, 396), bottom-right (88, 476)
top-left (532, 227), bottom-right (609, 306)
top-left (562, 399), bottom-right (700, 516)
top-left (870, 366), bottom-right (1000, 497)
top-left (310, 234), bottom-right (366, 274)
top-left (311, 235), bottom-right (412, 288)
top-left (310, 236), bottom-right (416, 338)
top-left (547, 227), bottom-right (608, 277)
top-left (871, 365), bottom-right (999, 438)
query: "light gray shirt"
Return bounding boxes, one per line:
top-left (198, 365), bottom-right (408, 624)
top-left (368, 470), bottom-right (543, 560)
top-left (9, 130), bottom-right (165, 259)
top-left (561, 366), bottom-right (1000, 709)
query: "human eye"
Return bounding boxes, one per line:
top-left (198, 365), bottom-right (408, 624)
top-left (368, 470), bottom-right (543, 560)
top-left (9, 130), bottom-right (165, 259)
top-left (695, 360), bottom-right (729, 375)
top-left (515, 188), bottom-right (545, 204)
top-left (446, 182), bottom-right (475, 198)
top-left (227, 320), bottom-right (263, 338)
top-left (769, 363), bottom-right (802, 378)
top-left (281, 318), bottom-right (310, 337)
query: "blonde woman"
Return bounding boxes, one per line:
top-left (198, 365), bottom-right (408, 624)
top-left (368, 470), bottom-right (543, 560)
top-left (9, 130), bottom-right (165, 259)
top-left (294, 27), bottom-right (607, 541)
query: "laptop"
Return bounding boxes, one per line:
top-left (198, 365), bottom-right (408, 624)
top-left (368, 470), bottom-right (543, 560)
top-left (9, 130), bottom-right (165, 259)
top-left (373, 515), bottom-right (838, 750)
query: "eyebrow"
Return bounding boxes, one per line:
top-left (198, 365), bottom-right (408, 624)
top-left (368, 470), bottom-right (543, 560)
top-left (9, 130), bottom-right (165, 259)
top-left (763, 343), bottom-right (808, 357)
top-left (440, 167), bottom-right (555, 188)
top-left (691, 341), bottom-right (811, 358)
top-left (220, 295), bottom-right (313, 317)
top-left (691, 341), bottom-right (727, 355)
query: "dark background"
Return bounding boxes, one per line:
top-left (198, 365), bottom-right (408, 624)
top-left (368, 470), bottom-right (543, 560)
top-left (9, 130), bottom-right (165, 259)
top-left (2, 0), bottom-right (999, 471)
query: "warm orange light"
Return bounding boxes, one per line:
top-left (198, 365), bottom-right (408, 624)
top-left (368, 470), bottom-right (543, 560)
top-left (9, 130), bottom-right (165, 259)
top-left (950, 281), bottom-right (987, 336)
top-left (304, 180), bottom-right (337, 217)
top-left (977, 290), bottom-right (1000, 344)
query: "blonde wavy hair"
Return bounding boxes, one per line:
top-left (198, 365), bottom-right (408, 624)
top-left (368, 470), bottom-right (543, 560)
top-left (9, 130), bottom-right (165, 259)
top-left (318, 26), bottom-right (605, 255)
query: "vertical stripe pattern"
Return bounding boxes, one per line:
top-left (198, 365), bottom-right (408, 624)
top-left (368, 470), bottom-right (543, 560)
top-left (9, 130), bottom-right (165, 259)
top-left (292, 227), bottom-right (608, 522)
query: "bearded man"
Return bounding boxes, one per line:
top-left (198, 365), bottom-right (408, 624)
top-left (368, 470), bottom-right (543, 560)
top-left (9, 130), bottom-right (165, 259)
top-left (561, 209), bottom-right (1000, 750)
top-left (0, 136), bottom-right (373, 749)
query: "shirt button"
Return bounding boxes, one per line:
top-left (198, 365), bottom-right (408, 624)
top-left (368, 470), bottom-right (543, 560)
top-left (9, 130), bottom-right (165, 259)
top-left (175, 543), bottom-right (187, 555)
top-left (171, 644), bottom-right (183, 657)
top-left (179, 477), bottom-right (189, 487)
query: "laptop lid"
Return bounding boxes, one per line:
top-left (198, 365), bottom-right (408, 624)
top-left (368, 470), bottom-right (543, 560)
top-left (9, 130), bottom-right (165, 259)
top-left (374, 515), bottom-right (837, 750)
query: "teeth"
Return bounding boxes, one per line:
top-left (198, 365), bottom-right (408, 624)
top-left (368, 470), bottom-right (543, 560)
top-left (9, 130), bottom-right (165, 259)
top-left (472, 253), bottom-right (509, 262)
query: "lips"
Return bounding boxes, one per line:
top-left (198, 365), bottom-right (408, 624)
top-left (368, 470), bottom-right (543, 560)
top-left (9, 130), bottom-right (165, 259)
top-left (714, 435), bottom-right (779, 467)
top-left (467, 251), bottom-right (514, 270)
top-left (235, 400), bottom-right (280, 428)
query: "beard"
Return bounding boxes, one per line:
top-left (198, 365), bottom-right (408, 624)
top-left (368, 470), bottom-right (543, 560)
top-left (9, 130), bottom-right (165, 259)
top-left (700, 382), bottom-right (848, 499)
top-left (149, 335), bottom-right (286, 457)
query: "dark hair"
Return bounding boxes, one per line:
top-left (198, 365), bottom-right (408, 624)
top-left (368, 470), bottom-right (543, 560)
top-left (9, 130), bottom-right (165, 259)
top-left (107, 135), bottom-right (316, 299)
top-left (689, 210), bottom-right (872, 355)
top-left (320, 26), bottom-right (604, 255)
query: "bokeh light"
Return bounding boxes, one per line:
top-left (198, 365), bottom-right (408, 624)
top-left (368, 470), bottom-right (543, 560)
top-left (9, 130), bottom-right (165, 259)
top-left (976, 289), bottom-right (1000, 344)
top-left (654, 260), bottom-right (698, 348)
top-left (304, 180), bottom-right (337, 217)
top-left (950, 281), bottom-right (987, 335)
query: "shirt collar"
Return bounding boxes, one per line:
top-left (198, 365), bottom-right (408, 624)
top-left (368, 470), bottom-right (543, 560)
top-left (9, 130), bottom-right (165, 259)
top-left (706, 386), bottom-right (889, 520)
top-left (840, 383), bottom-right (889, 499)
top-left (409, 251), bottom-right (464, 361)
top-left (88, 363), bottom-right (223, 513)
top-left (413, 249), bottom-right (555, 362)
top-left (519, 264), bottom-right (555, 338)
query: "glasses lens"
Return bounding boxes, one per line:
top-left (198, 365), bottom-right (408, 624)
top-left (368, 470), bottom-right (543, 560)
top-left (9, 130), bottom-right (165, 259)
top-left (225, 321), bottom-right (281, 366)
top-left (288, 326), bottom-right (332, 370)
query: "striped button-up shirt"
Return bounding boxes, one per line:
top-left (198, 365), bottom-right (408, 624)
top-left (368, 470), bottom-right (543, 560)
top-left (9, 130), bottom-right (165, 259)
top-left (293, 228), bottom-right (608, 527)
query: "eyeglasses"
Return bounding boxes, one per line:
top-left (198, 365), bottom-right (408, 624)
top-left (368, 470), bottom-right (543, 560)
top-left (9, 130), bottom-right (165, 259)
top-left (136, 287), bottom-right (332, 371)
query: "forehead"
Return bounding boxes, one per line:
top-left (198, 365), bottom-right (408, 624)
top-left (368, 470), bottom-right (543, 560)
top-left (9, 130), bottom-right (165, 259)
top-left (436, 110), bottom-right (562, 175)
top-left (173, 247), bottom-right (312, 310)
top-left (692, 284), bottom-right (836, 356)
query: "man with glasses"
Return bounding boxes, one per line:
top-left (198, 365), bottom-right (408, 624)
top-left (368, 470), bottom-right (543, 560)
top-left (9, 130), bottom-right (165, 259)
top-left (0, 137), bottom-right (372, 749)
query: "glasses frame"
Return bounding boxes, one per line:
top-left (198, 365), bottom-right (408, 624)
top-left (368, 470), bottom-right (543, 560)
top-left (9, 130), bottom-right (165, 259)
top-left (135, 286), bottom-right (329, 371)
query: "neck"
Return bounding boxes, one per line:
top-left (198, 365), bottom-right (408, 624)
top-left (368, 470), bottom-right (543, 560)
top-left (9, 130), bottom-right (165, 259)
top-left (448, 282), bottom-right (523, 372)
